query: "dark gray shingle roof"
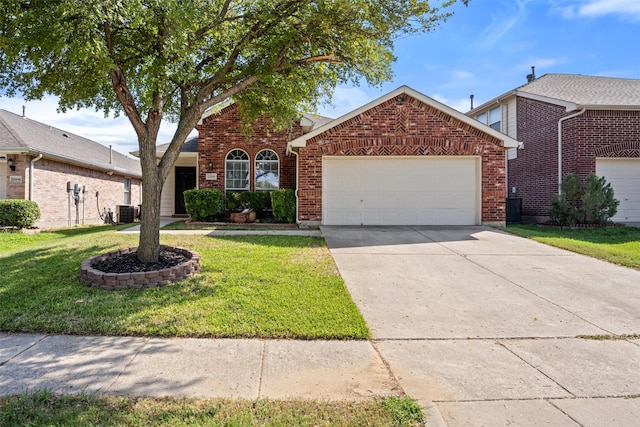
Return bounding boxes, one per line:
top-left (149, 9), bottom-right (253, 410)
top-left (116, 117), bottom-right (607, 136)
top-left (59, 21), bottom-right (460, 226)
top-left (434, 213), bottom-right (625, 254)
top-left (150, 136), bottom-right (199, 155)
top-left (0, 109), bottom-right (141, 177)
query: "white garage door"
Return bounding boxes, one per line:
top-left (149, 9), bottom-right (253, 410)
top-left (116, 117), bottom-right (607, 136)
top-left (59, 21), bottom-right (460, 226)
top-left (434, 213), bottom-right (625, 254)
top-left (596, 158), bottom-right (640, 222)
top-left (323, 156), bottom-right (480, 225)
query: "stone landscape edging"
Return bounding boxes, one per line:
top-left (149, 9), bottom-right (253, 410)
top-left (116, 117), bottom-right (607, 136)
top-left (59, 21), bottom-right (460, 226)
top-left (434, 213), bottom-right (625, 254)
top-left (80, 245), bottom-right (201, 290)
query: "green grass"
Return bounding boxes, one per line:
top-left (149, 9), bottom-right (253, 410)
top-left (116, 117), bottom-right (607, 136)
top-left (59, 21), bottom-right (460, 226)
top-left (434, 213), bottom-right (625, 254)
top-left (161, 220), bottom-right (300, 231)
top-left (0, 391), bottom-right (424, 427)
top-left (0, 226), bottom-right (368, 339)
top-left (506, 224), bottom-right (640, 270)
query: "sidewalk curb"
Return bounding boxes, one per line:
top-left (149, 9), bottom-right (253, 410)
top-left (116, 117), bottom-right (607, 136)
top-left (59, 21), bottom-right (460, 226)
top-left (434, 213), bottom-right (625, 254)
top-left (423, 401), bottom-right (448, 427)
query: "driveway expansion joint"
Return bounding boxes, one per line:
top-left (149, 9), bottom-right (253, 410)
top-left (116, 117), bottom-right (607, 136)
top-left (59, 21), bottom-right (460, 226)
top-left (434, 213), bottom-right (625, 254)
top-left (496, 340), bottom-right (577, 398)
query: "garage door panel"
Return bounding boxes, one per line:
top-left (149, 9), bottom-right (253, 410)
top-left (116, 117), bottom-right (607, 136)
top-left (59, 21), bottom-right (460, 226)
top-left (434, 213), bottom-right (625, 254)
top-left (596, 159), bottom-right (640, 222)
top-left (323, 157), bottom-right (479, 226)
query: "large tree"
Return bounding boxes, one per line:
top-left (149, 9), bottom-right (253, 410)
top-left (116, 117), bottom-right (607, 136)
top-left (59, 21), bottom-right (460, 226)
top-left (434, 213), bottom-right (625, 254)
top-left (0, 0), bottom-right (467, 262)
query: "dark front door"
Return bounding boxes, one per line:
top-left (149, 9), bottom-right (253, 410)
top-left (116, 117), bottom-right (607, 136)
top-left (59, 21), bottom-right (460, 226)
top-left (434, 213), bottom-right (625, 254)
top-left (175, 167), bottom-right (197, 215)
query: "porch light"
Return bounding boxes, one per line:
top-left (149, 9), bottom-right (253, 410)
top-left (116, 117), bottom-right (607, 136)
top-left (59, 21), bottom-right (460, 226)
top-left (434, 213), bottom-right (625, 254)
top-left (208, 160), bottom-right (213, 170)
top-left (7, 158), bottom-right (15, 171)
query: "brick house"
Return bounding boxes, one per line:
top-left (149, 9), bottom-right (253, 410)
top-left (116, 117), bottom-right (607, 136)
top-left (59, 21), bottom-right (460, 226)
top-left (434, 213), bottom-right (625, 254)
top-left (180, 86), bottom-right (518, 226)
top-left (469, 73), bottom-right (640, 223)
top-left (0, 108), bottom-right (142, 228)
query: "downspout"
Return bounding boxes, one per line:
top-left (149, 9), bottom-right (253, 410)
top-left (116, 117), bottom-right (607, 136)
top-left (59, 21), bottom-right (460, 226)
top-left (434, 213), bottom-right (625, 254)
top-left (287, 147), bottom-right (301, 225)
top-left (29, 153), bottom-right (43, 200)
top-left (557, 108), bottom-right (586, 194)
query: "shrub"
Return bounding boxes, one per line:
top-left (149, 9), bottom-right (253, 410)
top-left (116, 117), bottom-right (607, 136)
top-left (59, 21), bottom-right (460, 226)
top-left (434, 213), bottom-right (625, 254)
top-left (0, 199), bottom-right (41, 228)
top-left (270, 189), bottom-right (296, 223)
top-left (225, 191), bottom-right (272, 217)
top-left (581, 173), bottom-right (619, 225)
top-left (548, 173), bottom-right (582, 225)
top-left (548, 173), bottom-right (619, 225)
top-left (183, 189), bottom-right (224, 222)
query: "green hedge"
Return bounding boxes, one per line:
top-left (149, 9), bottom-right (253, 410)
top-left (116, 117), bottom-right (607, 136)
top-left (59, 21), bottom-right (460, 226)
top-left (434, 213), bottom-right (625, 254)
top-left (270, 189), bottom-right (296, 223)
top-left (183, 189), bottom-right (224, 222)
top-left (225, 191), bottom-right (272, 217)
top-left (0, 199), bottom-right (41, 228)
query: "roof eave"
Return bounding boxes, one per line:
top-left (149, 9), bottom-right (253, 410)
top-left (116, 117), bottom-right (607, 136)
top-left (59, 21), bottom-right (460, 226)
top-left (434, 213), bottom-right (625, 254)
top-left (467, 90), bottom-right (517, 115)
top-left (577, 104), bottom-right (640, 111)
top-left (1, 148), bottom-right (142, 178)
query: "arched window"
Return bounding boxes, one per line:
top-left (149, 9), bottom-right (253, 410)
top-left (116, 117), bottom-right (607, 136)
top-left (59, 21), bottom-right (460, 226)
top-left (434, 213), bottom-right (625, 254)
top-left (225, 149), bottom-right (249, 191)
top-left (255, 149), bottom-right (279, 190)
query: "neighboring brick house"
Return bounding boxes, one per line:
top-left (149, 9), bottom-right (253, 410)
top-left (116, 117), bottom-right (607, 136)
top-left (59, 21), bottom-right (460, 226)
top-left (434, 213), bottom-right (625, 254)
top-left (468, 73), bottom-right (640, 223)
top-left (0, 108), bottom-right (142, 228)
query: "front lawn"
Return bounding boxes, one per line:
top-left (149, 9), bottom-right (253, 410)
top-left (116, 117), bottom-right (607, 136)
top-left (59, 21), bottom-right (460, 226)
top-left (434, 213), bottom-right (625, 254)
top-left (0, 226), bottom-right (368, 339)
top-left (506, 224), bottom-right (640, 270)
top-left (0, 391), bottom-right (424, 427)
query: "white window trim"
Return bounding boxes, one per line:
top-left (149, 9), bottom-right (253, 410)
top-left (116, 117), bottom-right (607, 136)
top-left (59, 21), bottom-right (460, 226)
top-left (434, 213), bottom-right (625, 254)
top-left (124, 178), bottom-right (131, 205)
top-left (225, 149), bottom-right (250, 191)
top-left (254, 149), bottom-right (280, 191)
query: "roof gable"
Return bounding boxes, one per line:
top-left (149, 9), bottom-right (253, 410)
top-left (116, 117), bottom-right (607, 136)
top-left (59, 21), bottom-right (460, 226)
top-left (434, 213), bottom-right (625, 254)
top-left (0, 109), bottom-right (141, 177)
top-left (288, 86), bottom-right (519, 151)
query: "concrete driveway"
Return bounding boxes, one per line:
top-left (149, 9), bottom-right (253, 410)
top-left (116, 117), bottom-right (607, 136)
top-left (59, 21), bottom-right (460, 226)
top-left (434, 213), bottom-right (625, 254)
top-left (322, 226), bottom-right (640, 427)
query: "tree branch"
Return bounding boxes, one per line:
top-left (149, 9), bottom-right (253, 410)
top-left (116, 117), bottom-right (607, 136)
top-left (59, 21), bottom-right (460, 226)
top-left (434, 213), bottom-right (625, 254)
top-left (102, 20), bottom-right (146, 138)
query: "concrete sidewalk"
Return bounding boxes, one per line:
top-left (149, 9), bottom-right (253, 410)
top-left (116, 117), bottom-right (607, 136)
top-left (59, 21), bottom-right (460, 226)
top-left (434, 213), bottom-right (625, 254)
top-left (117, 217), bottom-right (321, 236)
top-left (0, 333), bottom-right (399, 401)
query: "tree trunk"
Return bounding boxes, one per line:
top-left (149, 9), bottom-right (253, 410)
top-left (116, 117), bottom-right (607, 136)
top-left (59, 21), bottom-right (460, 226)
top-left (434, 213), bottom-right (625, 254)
top-left (135, 113), bottom-right (163, 263)
top-left (137, 168), bottom-right (163, 262)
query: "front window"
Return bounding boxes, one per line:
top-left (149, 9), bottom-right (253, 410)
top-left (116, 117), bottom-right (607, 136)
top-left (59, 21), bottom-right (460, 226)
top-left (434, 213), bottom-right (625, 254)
top-left (255, 149), bottom-right (279, 190)
top-left (476, 106), bottom-right (501, 131)
top-left (488, 106), bottom-right (501, 131)
top-left (225, 149), bottom-right (249, 191)
top-left (124, 178), bottom-right (131, 204)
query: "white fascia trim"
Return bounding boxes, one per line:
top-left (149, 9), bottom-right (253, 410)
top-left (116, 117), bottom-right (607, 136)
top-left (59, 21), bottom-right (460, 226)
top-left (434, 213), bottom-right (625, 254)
top-left (287, 85), bottom-right (520, 151)
top-left (7, 149), bottom-right (142, 178)
top-left (197, 99), bottom-right (236, 125)
top-left (467, 91), bottom-right (517, 115)
top-left (577, 104), bottom-right (640, 111)
top-left (515, 91), bottom-right (578, 112)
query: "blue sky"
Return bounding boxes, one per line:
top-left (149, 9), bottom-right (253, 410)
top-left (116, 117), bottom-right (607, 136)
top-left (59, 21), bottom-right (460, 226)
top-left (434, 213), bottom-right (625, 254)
top-left (2, 0), bottom-right (639, 156)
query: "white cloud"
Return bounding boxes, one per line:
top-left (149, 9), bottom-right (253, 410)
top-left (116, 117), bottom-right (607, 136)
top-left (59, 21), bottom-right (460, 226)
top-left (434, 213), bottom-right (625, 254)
top-left (454, 70), bottom-right (474, 80)
top-left (432, 94), bottom-right (474, 113)
top-left (471, 0), bottom-right (530, 50)
top-left (559, 0), bottom-right (640, 20)
top-left (517, 57), bottom-right (565, 73)
top-left (1, 96), bottom-right (188, 157)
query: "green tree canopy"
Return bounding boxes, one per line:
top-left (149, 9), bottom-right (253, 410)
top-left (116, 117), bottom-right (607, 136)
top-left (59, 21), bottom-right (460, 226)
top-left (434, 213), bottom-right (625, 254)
top-left (1, 0), bottom-right (467, 261)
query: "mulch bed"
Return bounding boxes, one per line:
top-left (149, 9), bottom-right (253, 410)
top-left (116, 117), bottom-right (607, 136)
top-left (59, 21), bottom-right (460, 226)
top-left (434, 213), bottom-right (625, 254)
top-left (91, 249), bottom-right (189, 274)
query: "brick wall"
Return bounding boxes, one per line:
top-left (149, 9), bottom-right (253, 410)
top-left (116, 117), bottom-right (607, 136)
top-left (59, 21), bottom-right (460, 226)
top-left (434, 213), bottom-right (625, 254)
top-left (196, 104), bottom-right (301, 192)
top-left (5, 154), bottom-right (141, 228)
top-left (510, 98), bottom-right (640, 216)
top-left (570, 110), bottom-right (640, 176)
top-left (298, 95), bottom-right (508, 224)
top-left (509, 98), bottom-right (568, 216)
